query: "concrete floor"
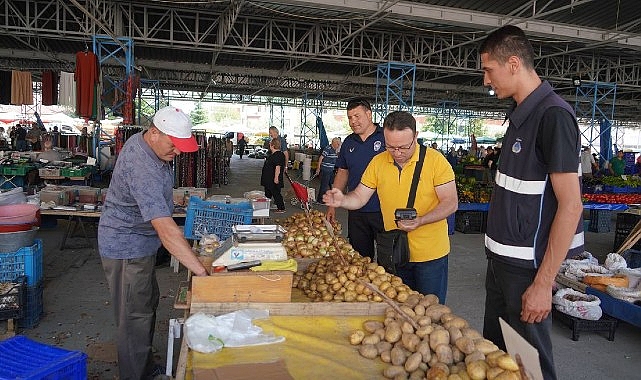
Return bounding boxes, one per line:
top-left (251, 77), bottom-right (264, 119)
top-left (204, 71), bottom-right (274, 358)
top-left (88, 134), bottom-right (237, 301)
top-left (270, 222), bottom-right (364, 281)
top-left (2, 154), bottom-right (640, 379)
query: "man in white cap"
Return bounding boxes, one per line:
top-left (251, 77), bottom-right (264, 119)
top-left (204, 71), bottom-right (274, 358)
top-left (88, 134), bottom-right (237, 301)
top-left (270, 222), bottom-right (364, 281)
top-left (98, 106), bottom-right (209, 380)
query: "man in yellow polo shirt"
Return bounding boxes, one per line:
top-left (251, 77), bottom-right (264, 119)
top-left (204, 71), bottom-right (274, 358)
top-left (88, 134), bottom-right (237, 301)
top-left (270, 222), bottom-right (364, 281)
top-left (323, 111), bottom-right (458, 302)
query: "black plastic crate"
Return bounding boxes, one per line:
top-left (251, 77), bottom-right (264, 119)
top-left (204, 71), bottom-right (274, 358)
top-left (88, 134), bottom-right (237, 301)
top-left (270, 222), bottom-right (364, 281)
top-left (613, 231), bottom-right (641, 252)
top-left (0, 276), bottom-right (25, 320)
top-left (588, 209), bottom-right (611, 233)
top-left (615, 212), bottom-right (641, 233)
top-left (455, 211), bottom-right (487, 234)
top-left (552, 308), bottom-right (618, 341)
top-left (17, 280), bottom-right (43, 329)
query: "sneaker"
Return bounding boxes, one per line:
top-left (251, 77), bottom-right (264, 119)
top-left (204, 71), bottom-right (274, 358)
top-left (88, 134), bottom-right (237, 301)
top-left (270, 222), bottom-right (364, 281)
top-left (274, 209), bottom-right (286, 214)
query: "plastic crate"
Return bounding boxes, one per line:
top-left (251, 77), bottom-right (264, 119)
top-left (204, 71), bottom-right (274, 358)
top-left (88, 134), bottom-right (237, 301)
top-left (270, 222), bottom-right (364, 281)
top-left (615, 212), bottom-right (641, 232)
top-left (0, 335), bottom-right (87, 380)
top-left (17, 280), bottom-right (43, 329)
top-left (2, 165), bottom-right (35, 176)
top-left (38, 167), bottom-right (61, 177)
top-left (0, 239), bottom-right (43, 286)
top-left (588, 209), bottom-right (611, 233)
top-left (61, 166), bottom-right (90, 178)
top-left (183, 196), bottom-right (253, 240)
top-left (0, 175), bottom-right (24, 189)
top-left (552, 308), bottom-right (617, 341)
top-left (0, 276), bottom-right (25, 320)
top-left (454, 211), bottom-right (487, 234)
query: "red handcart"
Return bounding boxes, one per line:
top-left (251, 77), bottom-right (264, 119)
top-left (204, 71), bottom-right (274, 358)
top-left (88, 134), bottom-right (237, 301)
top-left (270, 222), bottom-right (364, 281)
top-left (285, 171), bottom-right (318, 211)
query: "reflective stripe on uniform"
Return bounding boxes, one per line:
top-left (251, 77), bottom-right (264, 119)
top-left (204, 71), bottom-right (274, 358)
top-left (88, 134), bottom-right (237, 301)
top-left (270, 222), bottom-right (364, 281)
top-left (494, 171), bottom-right (547, 195)
top-left (486, 231), bottom-right (585, 260)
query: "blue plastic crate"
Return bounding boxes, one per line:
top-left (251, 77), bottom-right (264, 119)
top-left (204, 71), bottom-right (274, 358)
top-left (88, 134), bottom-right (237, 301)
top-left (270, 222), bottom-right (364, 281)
top-left (0, 335), bottom-right (87, 380)
top-left (18, 280), bottom-right (43, 329)
top-left (0, 239), bottom-right (43, 286)
top-left (0, 275), bottom-right (25, 320)
top-left (588, 209), bottom-right (611, 233)
top-left (183, 196), bottom-right (253, 240)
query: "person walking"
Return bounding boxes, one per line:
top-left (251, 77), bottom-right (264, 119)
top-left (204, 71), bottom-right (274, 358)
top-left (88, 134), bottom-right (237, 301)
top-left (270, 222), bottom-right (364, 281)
top-left (268, 126), bottom-right (289, 169)
top-left (315, 137), bottom-right (341, 203)
top-left (323, 111), bottom-right (457, 301)
top-left (98, 106), bottom-right (210, 380)
top-left (581, 145), bottom-right (596, 178)
top-left (480, 25), bottom-right (584, 380)
top-left (325, 98), bottom-right (385, 260)
top-left (261, 137), bottom-right (286, 213)
top-left (237, 136), bottom-right (247, 159)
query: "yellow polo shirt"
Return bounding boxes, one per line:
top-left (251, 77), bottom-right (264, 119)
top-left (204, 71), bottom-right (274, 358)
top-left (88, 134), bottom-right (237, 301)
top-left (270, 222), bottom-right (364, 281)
top-left (361, 146), bottom-right (455, 262)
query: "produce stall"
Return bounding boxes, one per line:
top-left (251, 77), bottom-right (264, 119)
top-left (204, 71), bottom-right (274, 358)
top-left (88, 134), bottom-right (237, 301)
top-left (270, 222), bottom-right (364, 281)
top-left (175, 208), bottom-right (527, 380)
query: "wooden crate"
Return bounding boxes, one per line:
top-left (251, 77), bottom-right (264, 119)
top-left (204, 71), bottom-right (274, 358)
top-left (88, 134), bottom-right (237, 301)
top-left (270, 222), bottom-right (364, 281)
top-left (191, 270), bottom-right (293, 305)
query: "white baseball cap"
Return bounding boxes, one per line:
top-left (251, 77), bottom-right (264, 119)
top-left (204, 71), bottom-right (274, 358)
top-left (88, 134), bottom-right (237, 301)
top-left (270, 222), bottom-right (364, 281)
top-left (152, 106), bottom-right (199, 152)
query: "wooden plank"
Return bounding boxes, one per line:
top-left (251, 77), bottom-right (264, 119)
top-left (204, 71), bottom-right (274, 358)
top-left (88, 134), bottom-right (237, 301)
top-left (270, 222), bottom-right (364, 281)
top-left (174, 282), bottom-right (191, 310)
top-left (190, 300), bottom-right (388, 316)
top-left (191, 271), bottom-right (293, 303)
top-left (174, 337), bottom-right (189, 380)
top-left (556, 273), bottom-right (587, 292)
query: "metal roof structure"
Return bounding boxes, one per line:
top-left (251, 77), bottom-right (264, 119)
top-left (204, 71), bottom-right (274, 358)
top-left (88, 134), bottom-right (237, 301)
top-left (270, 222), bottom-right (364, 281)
top-left (1, 0), bottom-right (640, 123)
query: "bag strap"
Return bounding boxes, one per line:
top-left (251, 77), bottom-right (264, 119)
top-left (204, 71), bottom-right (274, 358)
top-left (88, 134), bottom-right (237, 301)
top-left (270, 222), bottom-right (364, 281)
top-left (406, 144), bottom-right (427, 208)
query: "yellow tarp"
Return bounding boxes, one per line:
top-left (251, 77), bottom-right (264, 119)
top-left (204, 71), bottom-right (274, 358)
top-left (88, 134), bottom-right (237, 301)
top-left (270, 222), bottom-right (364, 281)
top-left (187, 315), bottom-right (386, 379)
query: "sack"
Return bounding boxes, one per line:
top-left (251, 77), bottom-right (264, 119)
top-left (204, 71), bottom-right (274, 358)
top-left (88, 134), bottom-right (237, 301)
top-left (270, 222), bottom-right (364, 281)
top-left (553, 288), bottom-right (602, 320)
top-left (376, 229), bottom-right (409, 274)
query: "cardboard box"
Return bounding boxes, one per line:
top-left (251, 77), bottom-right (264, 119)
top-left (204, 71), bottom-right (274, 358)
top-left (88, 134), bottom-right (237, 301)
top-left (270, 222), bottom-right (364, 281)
top-left (173, 187), bottom-right (207, 206)
top-left (39, 187), bottom-right (74, 206)
top-left (75, 187), bottom-right (101, 204)
top-left (191, 271), bottom-right (293, 304)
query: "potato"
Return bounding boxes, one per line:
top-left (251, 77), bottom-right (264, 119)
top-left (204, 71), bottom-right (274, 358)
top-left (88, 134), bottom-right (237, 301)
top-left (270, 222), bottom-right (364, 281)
top-left (451, 346), bottom-right (465, 363)
top-left (402, 333), bottom-right (421, 352)
top-left (417, 316), bottom-right (432, 327)
top-left (391, 346), bottom-right (406, 366)
top-left (475, 339), bottom-right (499, 354)
top-left (414, 304), bottom-right (426, 316)
top-left (381, 350), bottom-right (392, 363)
top-left (420, 294), bottom-right (440, 307)
top-left (393, 374), bottom-right (409, 380)
top-left (435, 343), bottom-right (454, 365)
top-left (426, 362), bottom-right (450, 380)
top-left (400, 305), bottom-right (417, 318)
top-left (466, 360), bottom-right (488, 380)
top-left (409, 369), bottom-right (426, 380)
top-left (416, 324), bottom-right (434, 339)
top-left (385, 322), bottom-right (403, 343)
top-left (362, 333), bottom-right (381, 345)
top-left (401, 320), bottom-right (416, 334)
top-left (375, 328), bottom-right (386, 340)
top-left (348, 330), bottom-right (365, 345)
top-left (440, 313), bottom-right (457, 323)
top-left (464, 350), bottom-right (486, 366)
top-left (447, 374), bottom-right (464, 380)
top-left (448, 327), bottom-right (463, 345)
top-left (358, 344), bottom-right (378, 359)
top-left (486, 366), bottom-right (505, 380)
top-left (363, 320), bottom-right (384, 333)
top-left (494, 370), bottom-right (520, 380)
top-left (460, 328), bottom-right (483, 340)
top-left (496, 353), bottom-right (519, 372)
top-left (443, 317), bottom-right (469, 330)
top-left (454, 337), bottom-right (476, 355)
top-left (383, 366), bottom-right (408, 379)
top-left (425, 304), bottom-right (451, 321)
top-left (376, 341), bottom-right (393, 354)
top-left (416, 340), bottom-right (431, 362)
top-left (485, 350), bottom-right (507, 367)
top-left (429, 329), bottom-right (450, 350)
top-left (404, 293), bottom-right (421, 308)
top-left (405, 352), bottom-right (423, 372)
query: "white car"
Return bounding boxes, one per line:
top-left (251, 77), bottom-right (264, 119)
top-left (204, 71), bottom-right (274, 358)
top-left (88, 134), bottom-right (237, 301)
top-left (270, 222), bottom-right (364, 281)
top-left (59, 125), bottom-right (81, 135)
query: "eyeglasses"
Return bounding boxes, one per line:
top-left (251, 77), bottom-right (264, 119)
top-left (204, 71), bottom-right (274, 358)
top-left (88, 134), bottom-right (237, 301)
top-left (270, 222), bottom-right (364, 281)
top-left (385, 139), bottom-right (415, 152)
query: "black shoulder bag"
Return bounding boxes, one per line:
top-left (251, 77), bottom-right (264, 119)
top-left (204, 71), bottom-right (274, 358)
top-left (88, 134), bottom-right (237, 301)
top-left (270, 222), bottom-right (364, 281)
top-left (375, 145), bottom-right (427, 274)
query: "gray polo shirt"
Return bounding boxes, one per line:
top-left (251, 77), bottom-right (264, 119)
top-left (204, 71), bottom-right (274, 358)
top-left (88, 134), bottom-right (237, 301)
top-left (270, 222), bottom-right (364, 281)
top-left (98, 132), bottom-right (174, 259)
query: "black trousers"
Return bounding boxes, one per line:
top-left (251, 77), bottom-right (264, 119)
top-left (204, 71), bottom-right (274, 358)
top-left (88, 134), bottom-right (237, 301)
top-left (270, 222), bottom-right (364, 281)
top-left (347, 210), bottom-right (384, 260)
top-left (483, 257), bottom-right (557, 380)
top-left (264, 183), bottom-right (285, 210)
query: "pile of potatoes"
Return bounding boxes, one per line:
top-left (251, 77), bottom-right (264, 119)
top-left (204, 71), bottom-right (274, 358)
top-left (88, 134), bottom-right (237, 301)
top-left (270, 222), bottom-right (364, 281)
top-left (277, 210), bottom-right (347, 259)
top-left (350, 293), bottom-right (524, 380)
top-left (292, 252), bottom-right (414, 303)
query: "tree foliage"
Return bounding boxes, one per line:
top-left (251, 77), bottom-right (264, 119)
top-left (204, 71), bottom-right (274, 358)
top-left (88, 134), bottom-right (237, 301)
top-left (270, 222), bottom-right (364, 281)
top-left (190, 102), bottom-right (208, 125)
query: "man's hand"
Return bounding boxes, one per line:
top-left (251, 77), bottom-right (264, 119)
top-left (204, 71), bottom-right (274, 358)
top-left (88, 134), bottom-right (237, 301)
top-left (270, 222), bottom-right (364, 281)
top-left (396, 217), bottom-right (421, 232)
top-left (520, 282), bottom-right (552, 324)
top-left (322, 188), bottom-right (344, 208)
top-left (325, 206), bottom-right (336, 223)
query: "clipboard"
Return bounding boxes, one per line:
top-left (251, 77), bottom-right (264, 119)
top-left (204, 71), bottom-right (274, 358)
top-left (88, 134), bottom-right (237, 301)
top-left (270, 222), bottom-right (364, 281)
top-left (499, 317), bottom-right (544, 380)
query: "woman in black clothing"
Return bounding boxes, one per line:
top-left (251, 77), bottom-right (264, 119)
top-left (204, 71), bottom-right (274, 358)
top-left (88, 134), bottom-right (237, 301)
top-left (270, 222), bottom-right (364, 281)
top-left (261, 138), bottom-right (286, 213)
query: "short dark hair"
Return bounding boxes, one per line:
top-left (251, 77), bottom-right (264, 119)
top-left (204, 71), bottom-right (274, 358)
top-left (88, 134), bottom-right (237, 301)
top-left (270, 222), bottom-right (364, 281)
top-left (347, 98), bottom-right (372, 112)
top-left (479, 25), bottom-right (535, 70)
top-left (383, 111), bottom-right (416, 133)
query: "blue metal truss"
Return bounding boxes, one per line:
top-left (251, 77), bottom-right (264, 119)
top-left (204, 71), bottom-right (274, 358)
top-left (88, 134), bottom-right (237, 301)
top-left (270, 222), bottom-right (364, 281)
top-left (300, 93), bottom-right (324, 149)
top-left (269, 99), bottom-right (285, 132)
top-left (137, 79), bottom-right (160, 126)
top-left (375, 62), bottom-right (416, 123)
top-left (574, 82), bottom-right (617, 165)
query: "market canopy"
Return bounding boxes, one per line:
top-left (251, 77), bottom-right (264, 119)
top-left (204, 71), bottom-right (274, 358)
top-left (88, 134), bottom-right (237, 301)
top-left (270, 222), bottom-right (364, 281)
top-left (476, 136), bottom-right (497, 144)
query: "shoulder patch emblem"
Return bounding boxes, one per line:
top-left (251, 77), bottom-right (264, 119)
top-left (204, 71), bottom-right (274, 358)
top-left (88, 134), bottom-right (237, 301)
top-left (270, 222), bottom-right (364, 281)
top-left (512, 139), bottom-right (522, 154)
top-left (374, 141), bottom-right (382, 151)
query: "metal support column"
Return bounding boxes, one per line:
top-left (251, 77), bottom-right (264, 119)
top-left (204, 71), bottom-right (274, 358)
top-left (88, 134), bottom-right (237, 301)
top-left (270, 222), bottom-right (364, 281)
top-left (300, 93), bottom-right (323, 149)
top-left (375, 62), bottom-right (416, 123)
top-left (269, 99), bottom-right (285, 132)
top-left (574, 81), bottom-right (617, 166)
top-left (137, 79), bottom-right (161, 126)
top-left (433, 100), bottom-right (464, 152)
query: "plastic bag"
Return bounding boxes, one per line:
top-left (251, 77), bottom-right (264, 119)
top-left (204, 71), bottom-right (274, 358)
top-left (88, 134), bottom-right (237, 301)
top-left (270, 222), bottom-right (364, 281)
top-left (198, 233), bottom-right (221, 255)
top-left (604, 252), bottom-right (627, 271)
top-left (617, 268), bottom-right (641, 289)
top-left (553, 288), bottom-right (602, 320)
top-left (563, 263), bottom-right (611, 281)
top-left (184, 309), bottom-right (285, 353)
top-left (605, 284), bottom-right (641, 303)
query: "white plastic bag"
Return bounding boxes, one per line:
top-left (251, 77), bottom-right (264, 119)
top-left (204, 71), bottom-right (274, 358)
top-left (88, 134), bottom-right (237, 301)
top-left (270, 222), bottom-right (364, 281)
top-left (184, 309), bottom-right (285, 353)
top-left (563, 263), bottom-right (611, 281)
top-left (553, 288), bottom-right (602, 320)
top-left (604, 252), bottom-right (628, 271)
